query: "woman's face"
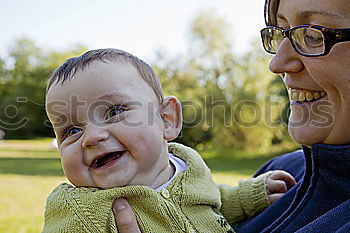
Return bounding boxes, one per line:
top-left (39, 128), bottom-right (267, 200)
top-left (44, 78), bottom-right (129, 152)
top-left (269, 0), bottom-right (350, 146)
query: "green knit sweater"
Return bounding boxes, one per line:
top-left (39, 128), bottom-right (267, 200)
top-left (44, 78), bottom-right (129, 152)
top-left (43, 143), bottom-right (271, 233)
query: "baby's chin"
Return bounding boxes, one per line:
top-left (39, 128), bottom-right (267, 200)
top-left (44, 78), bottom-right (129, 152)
top-left (73, 183), bottom-right (118, 189)
top-left (68, 179), bottom-right (106, 189)
top-left (90, 179), bottom-right (138, 190)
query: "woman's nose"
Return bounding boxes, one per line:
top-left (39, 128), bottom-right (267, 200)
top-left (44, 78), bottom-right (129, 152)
top-left (81, 125), bottom-right (109, 148)
top-left (269, 38), bottom-right (304, 75)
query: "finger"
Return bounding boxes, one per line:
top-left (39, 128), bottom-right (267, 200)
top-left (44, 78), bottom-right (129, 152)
top-left (112, 198), bottom-right (141, 233)
top-left (267, 179), bottom-right (287, 194)
top-left (269, 170), bottom-right (297, 186)
top-left (268, 193), bottom-right (284, 203)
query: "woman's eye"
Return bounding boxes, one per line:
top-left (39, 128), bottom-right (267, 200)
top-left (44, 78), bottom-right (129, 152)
top-left (305, 34), bottom-right (323, 43)
top-left (304, 30), bottom-right (323, 47)
top-left (64, 127), bottom-right (82, 138)
top-left (106, 106), bottom-right (126, 119)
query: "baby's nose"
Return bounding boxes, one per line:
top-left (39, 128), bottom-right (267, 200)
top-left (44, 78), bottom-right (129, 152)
top-left (81, 125), bottom-right (109, 148)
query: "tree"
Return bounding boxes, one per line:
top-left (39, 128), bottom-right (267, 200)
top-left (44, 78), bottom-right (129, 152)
top-left (153, 10), bottom-right (294, 151)
top-left (0, 38), bottom-right (86, 138)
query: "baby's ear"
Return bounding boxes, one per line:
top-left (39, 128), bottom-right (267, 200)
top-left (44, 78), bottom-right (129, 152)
top-left (160, 96), bottom-right (182, 141)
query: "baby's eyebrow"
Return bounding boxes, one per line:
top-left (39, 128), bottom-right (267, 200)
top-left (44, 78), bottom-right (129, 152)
top-left (92, 92), bottom-right (129, 101)
top-left (50, 113), bottom-right (82, 128)
top-left (50, 114), bottom-right (68, 128)
top-left (49, 113), bottom-right (67, 125)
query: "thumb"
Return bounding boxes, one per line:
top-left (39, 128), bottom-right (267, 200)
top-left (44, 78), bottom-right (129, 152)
top-left (112, 198), bottom-right (141, 233)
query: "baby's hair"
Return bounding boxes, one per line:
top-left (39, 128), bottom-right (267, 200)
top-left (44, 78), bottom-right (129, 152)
top-left (47, 48), bottom-right (164, 104)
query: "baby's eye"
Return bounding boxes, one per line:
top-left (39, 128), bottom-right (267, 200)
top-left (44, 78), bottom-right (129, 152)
top-left (106, 105), bottom-right (126, 119)
top-left (63, 127), bottom-right (82, 138)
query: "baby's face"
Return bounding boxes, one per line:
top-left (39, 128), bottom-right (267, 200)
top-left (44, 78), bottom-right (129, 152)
top-left (46, 61), bottom-right (170, 189)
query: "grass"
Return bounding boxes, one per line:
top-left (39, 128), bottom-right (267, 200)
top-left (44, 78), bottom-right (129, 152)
top-left (0, 175), bottom-right (67, 233)
top-left (0, 139), bottom-right (66, 233)
top-left (0, 138), bottom-right (298, 232)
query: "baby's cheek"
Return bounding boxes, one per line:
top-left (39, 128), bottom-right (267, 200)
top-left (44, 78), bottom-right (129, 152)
top-left (135, 129), bottom-right (164, 155)
top-left (64, 164), bottom-right (92, 187)
top-left (60, 148), bottom-right (89, 185)
top-left (60, 149), bottom-right (79, 168)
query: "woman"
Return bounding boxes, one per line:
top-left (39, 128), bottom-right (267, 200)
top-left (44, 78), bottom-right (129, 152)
top-left (236, 0), bottom-right (350, 232)
top-left (114, 0), bottom-right (350, 232)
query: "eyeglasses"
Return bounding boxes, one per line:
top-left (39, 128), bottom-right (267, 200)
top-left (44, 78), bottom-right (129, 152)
top-left (260, 25), bottom-right (350, 57)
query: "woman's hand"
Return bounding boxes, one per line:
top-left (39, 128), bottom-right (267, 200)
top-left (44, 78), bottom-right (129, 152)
top-left (112, 198), bottom-right (141, 233)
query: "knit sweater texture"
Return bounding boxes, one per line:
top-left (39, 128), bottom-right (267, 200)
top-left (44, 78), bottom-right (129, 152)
top-left (43, 143), bottom-right (271, 233)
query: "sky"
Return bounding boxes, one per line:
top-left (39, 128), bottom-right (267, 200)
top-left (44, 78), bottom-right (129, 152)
top-left (0, 0), bottom-right (266, 61)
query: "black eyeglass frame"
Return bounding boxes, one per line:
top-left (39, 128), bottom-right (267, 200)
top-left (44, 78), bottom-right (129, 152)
top-left (260, 25), bottom-right (350, 57)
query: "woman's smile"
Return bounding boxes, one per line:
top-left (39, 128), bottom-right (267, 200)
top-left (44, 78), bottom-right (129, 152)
top-left (288, 88), bottom-right (327, 103)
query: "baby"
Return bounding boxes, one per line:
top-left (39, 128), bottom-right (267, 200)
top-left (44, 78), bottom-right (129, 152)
top-left (43, 48), bottom-right (296, 233)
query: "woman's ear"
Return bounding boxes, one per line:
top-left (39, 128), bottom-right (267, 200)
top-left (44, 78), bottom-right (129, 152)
top-left (160, 96), bottom-right (182, 141)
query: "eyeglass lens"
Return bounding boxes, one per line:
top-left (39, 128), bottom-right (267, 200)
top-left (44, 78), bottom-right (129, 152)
top-left (262, 27), bottom-right (326, 55)
top-left (262, 28), bottom-right (282, 53)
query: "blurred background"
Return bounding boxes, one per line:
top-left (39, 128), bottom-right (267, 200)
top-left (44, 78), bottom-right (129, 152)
top-left (0, 0), bottom-right (298, 232)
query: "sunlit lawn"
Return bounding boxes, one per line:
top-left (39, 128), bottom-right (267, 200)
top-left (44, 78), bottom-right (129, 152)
top-left (0, 138), bottom-right (297, 232)
top-left (0, 139), bottom-right (65, 233)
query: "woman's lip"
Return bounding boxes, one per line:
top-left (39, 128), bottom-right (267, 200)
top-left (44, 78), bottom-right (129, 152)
top-left (290, 100), bottom-right (312, 106)
top-left (288, 87), bottom-right (325, 92)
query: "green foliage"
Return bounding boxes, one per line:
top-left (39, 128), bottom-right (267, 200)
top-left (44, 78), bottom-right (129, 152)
top-left (0, 39), bottom-right (87, 138)
top-left (0, 12), bottom-right (295, 151)
top-left (153, 11), bottom-right (295, 151)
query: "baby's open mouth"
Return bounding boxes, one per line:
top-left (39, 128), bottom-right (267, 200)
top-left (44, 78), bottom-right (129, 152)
top-left (91, 151), bottom-right (124, 169)
top-left (289, 89), bottom-right (327, 103)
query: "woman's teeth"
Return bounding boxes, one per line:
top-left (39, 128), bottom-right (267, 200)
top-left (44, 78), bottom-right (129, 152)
top-left (289, 90), bottom-right (326, 102)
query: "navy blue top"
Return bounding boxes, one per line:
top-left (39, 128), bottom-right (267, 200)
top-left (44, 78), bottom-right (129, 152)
top-left (236, 143), bottom-right (350, 233)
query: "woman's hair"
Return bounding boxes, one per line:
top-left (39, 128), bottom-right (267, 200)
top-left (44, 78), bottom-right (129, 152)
top-left (47, 48), bottom-right (164, 104)
top-left (264, 0), bottom-right (280, 26)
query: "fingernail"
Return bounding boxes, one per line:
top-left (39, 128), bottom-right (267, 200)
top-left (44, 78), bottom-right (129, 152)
top-left (113, 198), bottom-right (127, 211)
